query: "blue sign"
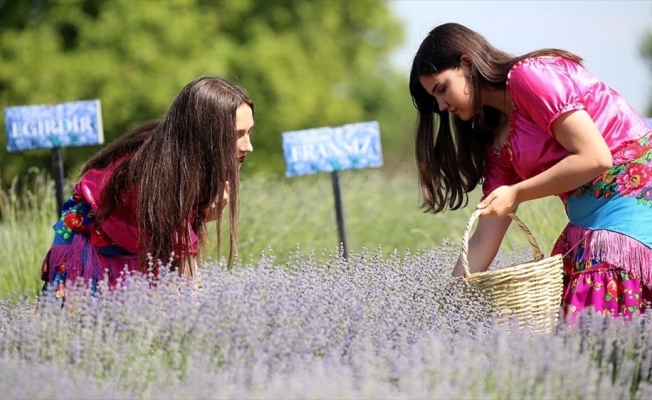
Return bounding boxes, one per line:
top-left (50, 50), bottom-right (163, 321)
top-left (282, 121), bottom-right (383, 177)
top-left (5, 100), bottom-right (104, 152)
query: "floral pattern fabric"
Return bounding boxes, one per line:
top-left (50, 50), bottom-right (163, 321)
top-left (558, 241), bottom-right (652, 321)
top-left (41, 195), bottom-right (95, 298)
top-left (41, 194), bottom-right (139, 300)
top-left (573, 134), bottom-right (652, 203)
top-left (53, 195), bottom-right (95, 242)
top-left (555, 133), bottom-right (652, 321)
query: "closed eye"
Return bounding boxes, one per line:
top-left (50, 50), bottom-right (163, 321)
top-left (237, 129), bottom-right (253, 138)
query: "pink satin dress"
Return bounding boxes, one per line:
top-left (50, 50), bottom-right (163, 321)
top-left (483, 56), bottom-right (652, 321)
top-left (41, 158), bottom-right (198, 297)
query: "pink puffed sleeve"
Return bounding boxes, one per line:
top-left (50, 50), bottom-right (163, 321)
top-left (482, 147), bottom-right (522, 200)
top-left (507, 57), bottom-right (585, 136)
top-left (75, 167), bottom-right (140, 254)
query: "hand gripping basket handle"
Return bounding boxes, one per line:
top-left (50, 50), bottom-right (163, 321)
top-left (461, 209), bottom-right (545, 278)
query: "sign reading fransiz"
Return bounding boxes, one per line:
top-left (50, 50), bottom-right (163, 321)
top-left (282, 121), bottom-right (383, 177)
top-left (5, 99), bottom-right (104, 152)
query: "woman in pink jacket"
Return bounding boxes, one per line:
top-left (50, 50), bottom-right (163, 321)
top-left (41, 76), bottom-right (254, 297)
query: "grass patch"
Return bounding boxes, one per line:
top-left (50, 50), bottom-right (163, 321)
top-left (1, 167), bottom-right (568, 299)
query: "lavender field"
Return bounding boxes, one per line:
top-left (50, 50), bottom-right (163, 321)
top-left (3, 248), bottom-right (652, 399)
top-left (4, 170), bottom-right (650, 399)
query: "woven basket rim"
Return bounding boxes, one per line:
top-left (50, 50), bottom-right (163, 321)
top-left (461, 209), bottom-right (549, 278)
top-left (466, 253), bottom-right (563, 280)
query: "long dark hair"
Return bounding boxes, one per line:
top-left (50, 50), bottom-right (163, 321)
top-left (409, 22), bottom-right (582, 213)
top-left (81, 76), bottom-right (254, 270)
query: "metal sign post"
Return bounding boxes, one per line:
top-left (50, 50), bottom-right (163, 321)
top-left (330, 170), bottom-right (348, 258)
top-left (282, 121), bottom-right (383, 258)
top-left (51, 147), bottom-right (66, 213)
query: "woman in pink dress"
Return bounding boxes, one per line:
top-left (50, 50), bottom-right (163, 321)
top-left (41, 76), bottom-right (255, 298)
top-left (409, 23), bottom-right (652, 321)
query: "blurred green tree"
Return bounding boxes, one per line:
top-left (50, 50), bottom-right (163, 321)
top-left (0, 0), bottom-right (415, 186)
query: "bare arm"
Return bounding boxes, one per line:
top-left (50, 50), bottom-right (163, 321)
top-left (180, 256), bottom-right (198, 280)
top-left (452, 215), bottom-right (512, 277)
top-left (201, 181), bottom-right (229, 222)
top-left (168, 256), bottom-right (201, 296)
top-left (479, 110), bottom-right (612, 217)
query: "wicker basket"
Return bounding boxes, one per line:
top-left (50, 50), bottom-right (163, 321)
top-left (461, 209), bottom-right (564, 333)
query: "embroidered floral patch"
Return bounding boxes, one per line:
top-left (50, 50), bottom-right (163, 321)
top-left (573, 135), bottom-right (652, 205)
top-left (53, 195), bottom-right (95, 240)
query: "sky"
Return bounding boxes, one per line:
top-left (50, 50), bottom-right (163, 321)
top-left (389, 0), bottom-right (652, 116)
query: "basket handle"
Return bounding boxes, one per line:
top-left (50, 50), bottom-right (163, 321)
top-left (461, 209), bottom-right (544, 278)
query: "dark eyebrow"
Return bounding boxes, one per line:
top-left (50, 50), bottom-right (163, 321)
top-left (431, 82), bottom-right (440, 95)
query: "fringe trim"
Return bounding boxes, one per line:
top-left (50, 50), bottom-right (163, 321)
top-left (43, 246), bottom-right (67, 282)
top-left (42, 234), bottom-right (141, 288)
top-left (42, 235), bottom-right (117, 285)
top-left (66, 234), bottom-right (87, 284)
top-left (554, 225), bottom-right (652, 288)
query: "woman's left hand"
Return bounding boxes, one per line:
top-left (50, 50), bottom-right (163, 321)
top-left (477, 185), bottom-right (519, 218)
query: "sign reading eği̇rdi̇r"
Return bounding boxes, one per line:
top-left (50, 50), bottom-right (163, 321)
top-left (5, 99), bottom-right (104, 152)
top-left (281, 121), bottom-right (383, 177)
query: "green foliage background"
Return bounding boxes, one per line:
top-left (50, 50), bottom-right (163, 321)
top-left (0, 0), bottom-right (415, 185)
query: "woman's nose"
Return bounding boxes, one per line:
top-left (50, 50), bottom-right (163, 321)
top-left (240, 135), bottom-right (253, 153)
top-left (437, 97), bottom-right (447, 112)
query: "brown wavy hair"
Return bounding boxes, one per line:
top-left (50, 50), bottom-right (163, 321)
top-left (409, 22), bottom-right (582, 213)
top-left (80, 76), bottom-right (254, 270)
